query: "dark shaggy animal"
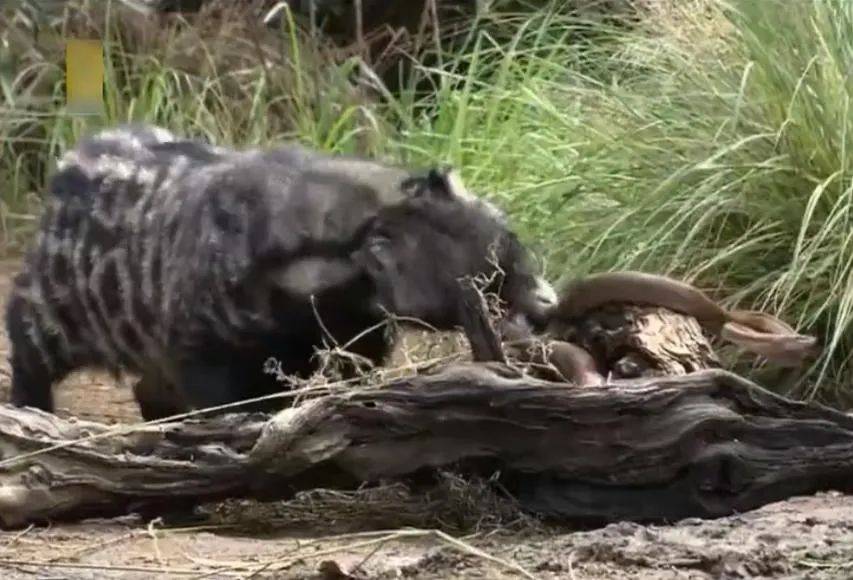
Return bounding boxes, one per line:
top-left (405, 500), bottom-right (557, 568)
top-left (6, 125), bottom-right (556, 420)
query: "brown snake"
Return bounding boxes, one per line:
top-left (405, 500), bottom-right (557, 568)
top-left (501, 317), bottom-right (605, 385)
top-left (504, 270), bottom-right (819, 385)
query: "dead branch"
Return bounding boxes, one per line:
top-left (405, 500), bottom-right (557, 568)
top-left (2, 364), bottom-right (853, 529)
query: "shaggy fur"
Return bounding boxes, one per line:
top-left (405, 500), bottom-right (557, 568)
top-left (6, 125), bottom-right (556, 419)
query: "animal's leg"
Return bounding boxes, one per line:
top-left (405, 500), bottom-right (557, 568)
top-left (176, 359), bottom-right (244, 414)
top-left (6, 294), bottom-right (71, 412)
top-left (132, 371), bottom-right (188, 421)
top-left (8, 351), bottom-right (66, 411)
top-left (131, 370), bottom-right (210, 524)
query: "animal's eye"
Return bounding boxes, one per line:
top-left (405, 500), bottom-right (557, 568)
top-left (361, 235), bottom-right (393, 275)
top-left (368, 236), bottom-right (390, 256)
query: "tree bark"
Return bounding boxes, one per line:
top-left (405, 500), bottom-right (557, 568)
top-left (550, 304), bottom-right (721, 379)
top-left (2, 363), bottom-right (852, 529)
top-left (508, 304), bottom-right (721, 384)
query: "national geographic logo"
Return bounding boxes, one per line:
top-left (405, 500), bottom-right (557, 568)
top-left (1, 2), bottom-right (105, 115)
top-left (65, 37), bottom-right (104, 116)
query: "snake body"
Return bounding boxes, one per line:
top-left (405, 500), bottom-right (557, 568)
top-left (555, 271), bottom-right (817, 365)
top-left (503, 271), bottom-right (819, 386)
top-left (500, 314), bottom-right (605, 385)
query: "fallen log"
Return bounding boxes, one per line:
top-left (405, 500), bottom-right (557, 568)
top-left (1, 363), bottom-right (852, 529)
top-left (504, 304), bottom-right (721, 384)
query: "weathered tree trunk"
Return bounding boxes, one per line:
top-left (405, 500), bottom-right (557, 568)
top-left (551, 304), bottom-right (721, 379)
top-left (2, 364), bottom-right (852, 529)
top-left (507, 304), bottom-right (721, 385)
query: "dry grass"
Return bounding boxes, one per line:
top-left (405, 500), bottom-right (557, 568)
top-left (209, 472), bottom-right (542, 536)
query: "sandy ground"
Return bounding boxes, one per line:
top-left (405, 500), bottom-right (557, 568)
top-left (1, 257), bottom-right (853, 579)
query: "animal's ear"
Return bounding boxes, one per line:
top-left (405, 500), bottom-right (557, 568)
top-left (427, 166), bottom-right (473, 201)
top-left (425, 167), bottom-right (453, 198)
top-left (400, 166), bottom-right (472, 201)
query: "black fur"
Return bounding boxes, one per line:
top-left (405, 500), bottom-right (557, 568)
top-left (6, 125), bottom-right (556, 420)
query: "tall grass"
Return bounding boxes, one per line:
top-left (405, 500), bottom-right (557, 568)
top-left (1, 0), bottom-right (851, 401)
top-left (563, 0), bottom-right (853, 400)
top-left (0, 1), bottom-right (387, 245)
top-left (385, 0), bottom-right (853, 401)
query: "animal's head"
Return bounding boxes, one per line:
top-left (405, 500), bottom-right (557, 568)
top-left (352, 167), bottom-right (556, 332)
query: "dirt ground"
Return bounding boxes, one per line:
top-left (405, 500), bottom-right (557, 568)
top-left (2, 257), bottom-right (853, 579)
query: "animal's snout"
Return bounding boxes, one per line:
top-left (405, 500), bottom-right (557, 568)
top-left (534, 276), bottom-right (558, 309)
top-left (513, 275), bottom-right (557, 330)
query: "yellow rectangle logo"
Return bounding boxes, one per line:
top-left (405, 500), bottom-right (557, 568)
top-left (66, 38), bottom-right (104, 116)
